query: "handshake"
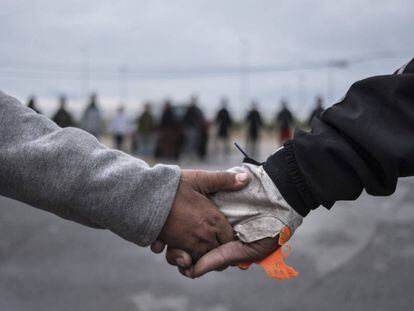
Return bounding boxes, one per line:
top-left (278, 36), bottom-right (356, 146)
top-left (151, 160), bottom-right (303, 279)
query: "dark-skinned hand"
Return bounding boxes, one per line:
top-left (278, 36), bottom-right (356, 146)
top-left (155, 169), bottom-right (250, 262)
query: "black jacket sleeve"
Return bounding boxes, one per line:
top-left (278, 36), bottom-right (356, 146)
top-left (264, 58), bottom-right (414, 217)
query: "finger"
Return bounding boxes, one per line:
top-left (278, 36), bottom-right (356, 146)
top-left (193, 241), bottom-right (248, 277)
top-left (193, 193), bottom-right (235, 245)
top-left (214, 212), bottom-right (235, 244)
top-left (195, 197), bottom-right (234, 246)
top-left (150, 240), bottom-right (166, 253)
top-left (215, 265), bottom-right (229, 272)
top-left (189, 240), bottom-right (218, 263)
top-left (178, 266), bottom-right (189, 278)
top-left (165, 247), bottom-right (193, 268)
top-left (179, 266), bottom-right (195, 279)
top-left (191, 170), bottom-right (250, 194)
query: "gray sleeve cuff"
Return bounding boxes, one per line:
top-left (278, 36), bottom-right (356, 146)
top-left (130, 164), bottom-right (181, 246)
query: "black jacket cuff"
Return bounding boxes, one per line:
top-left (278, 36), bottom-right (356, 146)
top-left (263, 142), bottom-right (319, 217)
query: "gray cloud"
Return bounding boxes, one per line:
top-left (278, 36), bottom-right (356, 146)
top-left (0, 0), bottom-right (413, 119)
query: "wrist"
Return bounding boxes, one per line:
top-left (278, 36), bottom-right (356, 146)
top-left (263, 142), bottom-right (318, 217)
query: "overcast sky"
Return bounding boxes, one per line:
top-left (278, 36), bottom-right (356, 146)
top-left (1, 0), bottom-right (413, 119)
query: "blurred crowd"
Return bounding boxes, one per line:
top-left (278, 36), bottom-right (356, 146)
top-left (25, 93), bottom-right (325, 161)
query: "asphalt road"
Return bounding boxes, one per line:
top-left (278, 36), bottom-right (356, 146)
top-left (1, 146), bottom-right (414, 311)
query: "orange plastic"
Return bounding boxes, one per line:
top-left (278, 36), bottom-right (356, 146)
top-left (238, 226), bottom-right (299, 280)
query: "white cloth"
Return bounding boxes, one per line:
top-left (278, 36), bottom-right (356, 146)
top-left (210, 163), bottom-right (303, 243)
top-left (110, 113), bottom-right (130, 134)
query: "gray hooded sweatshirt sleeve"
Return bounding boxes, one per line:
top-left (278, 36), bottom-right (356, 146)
top-left (0, 91), bottom-right (181, 246)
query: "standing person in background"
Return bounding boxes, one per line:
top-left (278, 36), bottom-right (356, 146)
top-left (307, 95), bottom-right (325, 126)
top-left (157, 100), bottom-right (180, 160)
top-left (197, 103), bottom-right (209, 161)
top-left (275, 100), bottom-right (294, 144)
top-left (135, 102), bottom-right (156, 156)
top-left (80, 93), bottom-right (103, 140)
top-left (52, 95), bottom-right (75, 128)
top-left (110, 106), bottom-right (129, 151)
top-left (27, 96), bottom-right (41, 114)
top-left (182, 96), bottom-right (206, 160)
top-left (215, 98), bottom-right (233, 157)
top-left (245, 101), bottom-right (263, 157)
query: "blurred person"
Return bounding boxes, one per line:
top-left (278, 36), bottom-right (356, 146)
top-left (0, 91), bottom-right (250, 266)
top-left (156, 100), bottom-right (181, 159)
top-left (80, 93), bottom-right (103, 139)
top-left (52, 95), bottom-right (75, 128)
top-left (27, 96), bottom-right (41, 114)
top-left (275, 100), bottom-right (294, 144)
top-left (307, 95), bottom-right (325, 126)
top-left (182, 96), bottom-right (207, 160)
top-left (245, 101), bottom-right (263, 157)
top-left (215, 98), bottom-right (233, 157)
top-left (134, 102), bottom-right (156, 156)
top-left (198, 112), bottom-right (209, 160)
top-left (110, 106), bottom-right (129, 151)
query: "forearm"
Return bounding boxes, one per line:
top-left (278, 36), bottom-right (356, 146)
top-left (264, 59), bottom-right (414, 216)
top-left (0, 91), bottom-right (181, 246)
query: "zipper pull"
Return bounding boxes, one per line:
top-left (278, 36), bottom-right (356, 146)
top-left (233, 142), bottom-right (263, 166)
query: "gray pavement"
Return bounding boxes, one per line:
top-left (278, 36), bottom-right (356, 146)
top-left (1, 145), bottom-right (414, 311)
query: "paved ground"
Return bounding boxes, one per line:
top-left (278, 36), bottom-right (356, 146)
top-left (1, 144), bottom-right (414, 311)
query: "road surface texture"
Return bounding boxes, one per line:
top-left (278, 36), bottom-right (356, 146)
top-left (1, 143), bottom-right (414, 311)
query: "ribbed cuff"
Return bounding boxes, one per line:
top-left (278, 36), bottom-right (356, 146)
top-left (263, 142), bottom-right (319, 217)
top-left (134, 165), bottom-right (181, 246)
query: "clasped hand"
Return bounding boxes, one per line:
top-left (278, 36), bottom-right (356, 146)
top-left (151, 169), bottom-right (279, 278)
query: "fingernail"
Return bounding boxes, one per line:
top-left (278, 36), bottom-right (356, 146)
top-left (176, 258), bottom-right (186, 268)
top-left (184, 270), bottom-right (192, 278)
top-left (236, 173), bottom-right (248, 183)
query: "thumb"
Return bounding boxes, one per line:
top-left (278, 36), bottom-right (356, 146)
top-left (192, 241), bottom-right (248, 278)
top-left (190, 170), bottom-right (250, 194)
